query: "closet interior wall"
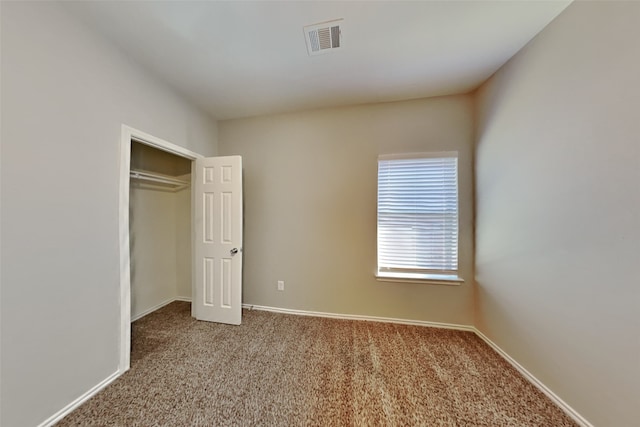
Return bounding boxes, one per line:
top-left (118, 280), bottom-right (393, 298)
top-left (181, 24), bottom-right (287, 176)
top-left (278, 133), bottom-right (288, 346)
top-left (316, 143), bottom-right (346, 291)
top-left (129, 141), bottom-right (192, 320)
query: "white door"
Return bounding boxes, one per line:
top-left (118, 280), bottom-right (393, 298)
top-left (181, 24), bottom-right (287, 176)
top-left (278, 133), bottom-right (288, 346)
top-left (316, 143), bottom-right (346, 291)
top-left (193, 156), bottom-right (243, 325)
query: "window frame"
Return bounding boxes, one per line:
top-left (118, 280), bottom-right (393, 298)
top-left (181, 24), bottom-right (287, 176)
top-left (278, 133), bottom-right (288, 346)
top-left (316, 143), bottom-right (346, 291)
top-left (376, 152), bottom-right (463, 285)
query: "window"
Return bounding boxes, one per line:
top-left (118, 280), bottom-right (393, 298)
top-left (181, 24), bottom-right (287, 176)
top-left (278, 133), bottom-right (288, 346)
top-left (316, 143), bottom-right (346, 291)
top-left (377, 152), bottom-right (461, 283)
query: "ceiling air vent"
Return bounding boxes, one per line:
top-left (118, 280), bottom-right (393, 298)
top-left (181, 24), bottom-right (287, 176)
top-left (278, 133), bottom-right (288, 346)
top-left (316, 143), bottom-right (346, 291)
top-left (304, 19), bottom-right (343, 56)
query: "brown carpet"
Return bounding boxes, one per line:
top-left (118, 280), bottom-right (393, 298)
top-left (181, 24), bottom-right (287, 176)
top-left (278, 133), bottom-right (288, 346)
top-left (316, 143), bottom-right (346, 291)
top-left (57, 302), bottom-right (576, 426)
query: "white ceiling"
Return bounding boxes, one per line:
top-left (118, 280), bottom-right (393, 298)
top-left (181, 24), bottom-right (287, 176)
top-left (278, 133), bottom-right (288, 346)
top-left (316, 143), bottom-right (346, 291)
top-left (63, 1), bottom-right (572, 120)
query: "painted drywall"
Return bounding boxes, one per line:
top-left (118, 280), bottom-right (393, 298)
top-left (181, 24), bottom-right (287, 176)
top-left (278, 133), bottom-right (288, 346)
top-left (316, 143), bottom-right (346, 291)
top-left (129, 184), bottom-right (192, 318)
top-left (131, 142), bottom-right (192, 176)
top-left (219, 96), bottom-right (474, 325)
top-left (129, 186), bottom-right (177, 319)
top-left (0, 2), bottom-right (217, 426)
top-left (475, 2), bottom-right (640, 426)
top-left (176, 185), bottom-right (192, 299)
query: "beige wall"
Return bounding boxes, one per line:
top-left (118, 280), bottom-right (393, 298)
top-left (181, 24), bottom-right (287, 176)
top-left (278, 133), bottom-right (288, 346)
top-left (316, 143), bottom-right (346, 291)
top-left (176, 185), bottom-right (193, 299)
top-left (0, 2), bottom-right (216, 426)
top-left (475, 2), bottom-right (640, 426)
top-left (219, 96), bottom-right (474, 325)
top-left (129, 183), bottom-right (192, 319)
top-left (129, 187), bottom-right (177, 319)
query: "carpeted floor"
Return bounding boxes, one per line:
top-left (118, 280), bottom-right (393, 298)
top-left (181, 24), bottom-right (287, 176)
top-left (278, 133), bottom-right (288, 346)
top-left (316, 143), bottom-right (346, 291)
top-left (57, 302), bottom-right (577, 426)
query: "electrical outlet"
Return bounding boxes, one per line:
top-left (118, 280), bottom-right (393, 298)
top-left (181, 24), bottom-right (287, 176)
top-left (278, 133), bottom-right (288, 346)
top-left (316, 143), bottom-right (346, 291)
top-left (277, 280), bottom-right (285, 291)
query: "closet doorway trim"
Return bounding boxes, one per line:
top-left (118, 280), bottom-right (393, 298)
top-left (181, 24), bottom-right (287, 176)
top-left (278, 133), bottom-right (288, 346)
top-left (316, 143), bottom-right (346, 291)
top-left (118, 125), bottom-right (204, 373)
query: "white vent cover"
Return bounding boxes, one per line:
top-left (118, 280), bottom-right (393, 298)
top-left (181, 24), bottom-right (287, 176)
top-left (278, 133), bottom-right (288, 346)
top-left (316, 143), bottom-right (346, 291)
top-left (304, 19), bottom-right (343, 56)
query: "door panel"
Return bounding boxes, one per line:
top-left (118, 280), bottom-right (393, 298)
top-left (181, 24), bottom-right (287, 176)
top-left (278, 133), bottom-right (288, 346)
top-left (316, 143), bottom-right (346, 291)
top-left (194, 156), bottom-right (242, 325)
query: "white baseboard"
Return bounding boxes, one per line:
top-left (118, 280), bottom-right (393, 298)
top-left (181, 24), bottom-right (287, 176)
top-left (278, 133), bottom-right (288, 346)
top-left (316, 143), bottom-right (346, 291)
top-left (242, 303), bottom-right (475, 332)
top-left (472, 328), bottom-right (593, 427)
top-left (131, 297), bottom-right (180, 322)
top-left (37, 370), bottom-right (121, 427)
top-left (44, 299), bottom-right (590, 427)
top-left (131, 297), bottom-right (192, 322)
top-left (242, 303), bottom-right (591, 427)
top-left (41, 297), bottom-right (189, 425)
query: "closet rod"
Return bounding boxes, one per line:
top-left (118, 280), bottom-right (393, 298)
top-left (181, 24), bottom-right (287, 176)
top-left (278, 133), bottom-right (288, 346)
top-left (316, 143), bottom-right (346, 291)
top-left (130, 169), bottom-right (189, 187)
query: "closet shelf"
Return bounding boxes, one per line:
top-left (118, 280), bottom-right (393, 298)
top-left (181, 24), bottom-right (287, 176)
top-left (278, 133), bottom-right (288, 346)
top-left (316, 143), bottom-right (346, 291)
top-left (130, 169), bottom-right (189, 191)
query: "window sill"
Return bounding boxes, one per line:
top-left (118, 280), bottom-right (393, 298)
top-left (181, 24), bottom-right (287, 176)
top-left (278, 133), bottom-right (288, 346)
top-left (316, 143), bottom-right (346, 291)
top-left (375, 272), bottom-right (464, 286)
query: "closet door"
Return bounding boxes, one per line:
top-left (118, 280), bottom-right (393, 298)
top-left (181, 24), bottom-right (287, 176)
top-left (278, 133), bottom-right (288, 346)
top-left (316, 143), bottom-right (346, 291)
top-left (193, 156), bottom-right (243, 325)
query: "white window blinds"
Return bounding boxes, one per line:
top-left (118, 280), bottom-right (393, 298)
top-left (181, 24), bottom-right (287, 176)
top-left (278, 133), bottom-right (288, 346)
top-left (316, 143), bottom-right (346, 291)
top-left (377, 153), bottom-right (459, 276)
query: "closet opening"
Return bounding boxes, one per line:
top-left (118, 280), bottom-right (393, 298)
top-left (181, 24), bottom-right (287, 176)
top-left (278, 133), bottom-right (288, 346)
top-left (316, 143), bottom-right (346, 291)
top-left (129, 141), bottom-right (193, 321)
top-left (118, 125), bottom-right (203, 373)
